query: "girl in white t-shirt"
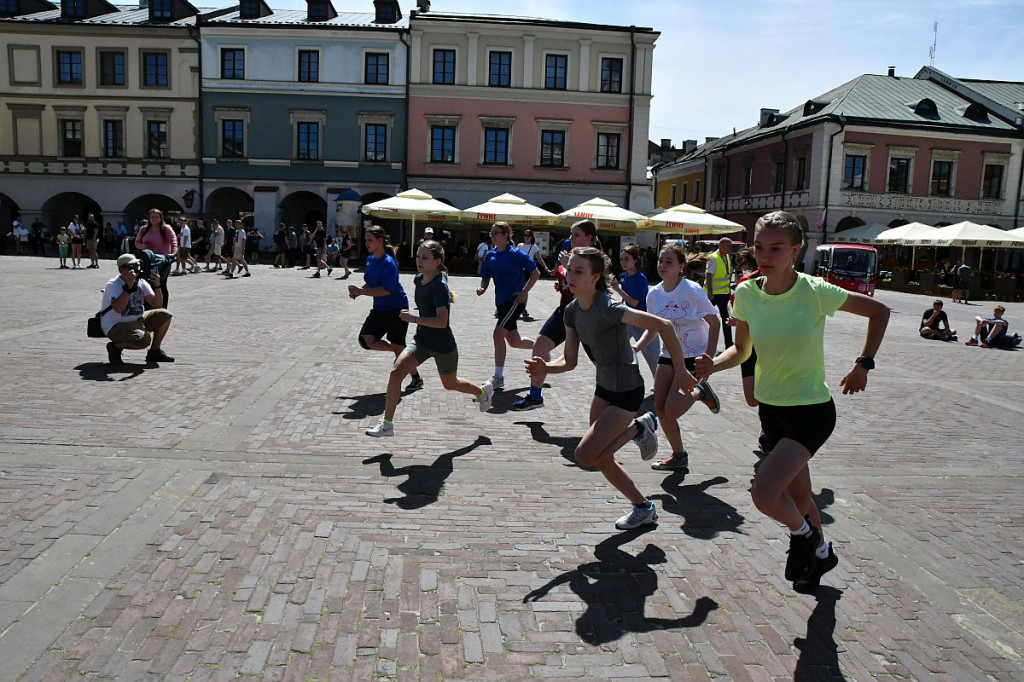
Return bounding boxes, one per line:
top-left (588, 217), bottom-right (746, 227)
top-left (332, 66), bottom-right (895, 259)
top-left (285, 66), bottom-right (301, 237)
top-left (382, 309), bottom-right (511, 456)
top-left (636, 243), bottom-right (721, 472)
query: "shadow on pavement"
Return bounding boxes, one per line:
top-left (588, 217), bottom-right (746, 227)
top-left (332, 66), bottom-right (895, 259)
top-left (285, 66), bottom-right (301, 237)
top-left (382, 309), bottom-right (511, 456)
top-left (513, 420), bottom-right (590, 470)
top-left (793, 586), bottom-right (846, 681)
top-left (650, 473), bottom-right (746, 539)
top-left (813, 488), bottom-right (836, 526)
top-left (334, 392), bottom-right (386, 419)
top-left (75, 361), bottom-right (148, 382)
top-left (523, 527), bottom-right (719, 645)
top-left (362, 435), bottom-right (491, 509)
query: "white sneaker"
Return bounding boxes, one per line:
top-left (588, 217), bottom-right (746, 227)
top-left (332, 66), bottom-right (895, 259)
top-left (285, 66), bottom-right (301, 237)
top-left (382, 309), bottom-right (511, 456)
top-left (632, 411), bottom-right (659, 461)
top-left (477, 382), bottom-right (493, 412)
top-left (485, 375), bottom-right (504, 391)
top-left (193, 264), bottom-right (202, 273)
top-left (615, 501), bottom-right (659, 530)
top-left (365, 418), bottom-right (394, 438)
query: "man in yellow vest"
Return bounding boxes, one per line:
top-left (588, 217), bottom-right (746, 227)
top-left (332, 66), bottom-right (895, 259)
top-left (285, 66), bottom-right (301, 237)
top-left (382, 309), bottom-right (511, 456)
top-left (704, 237), bottom-right (734, 349)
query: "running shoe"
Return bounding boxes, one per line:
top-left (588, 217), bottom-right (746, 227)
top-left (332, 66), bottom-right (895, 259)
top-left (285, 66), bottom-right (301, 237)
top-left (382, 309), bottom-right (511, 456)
top-left (511, 395), bottom-right (544, 411)
top-left (697, 380), bottom-right (720, 414)
top-left (965, 339), bottom-right (978, 346)
top-left (485, 375), bottom-right (504, 391)
top-left (785, 521), bottom-right (822, 581)
top-left (477, 382), bottom-right (493, 412)
top-left (651, 451), bottom-right (688, 471)
top-left (980, 341), bottom-right (990, 348)
top-left (632, 411), bottom-right (659, 461)
top-left (406, 375), bottom-right (424, 392)
top-left (366, 418), bottom-right (394, 438)
top-left (794, 542), bottom-right (838, 594)
top-left (615, 501), bottom-right (658, 530)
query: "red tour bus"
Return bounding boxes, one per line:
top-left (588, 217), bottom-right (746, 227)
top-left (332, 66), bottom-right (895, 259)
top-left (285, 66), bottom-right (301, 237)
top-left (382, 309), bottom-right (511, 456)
top-left (814, 244), bottom-right (877, 296)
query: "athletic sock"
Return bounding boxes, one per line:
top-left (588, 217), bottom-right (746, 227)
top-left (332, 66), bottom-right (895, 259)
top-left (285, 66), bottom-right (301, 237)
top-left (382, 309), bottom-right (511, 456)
top-left (792, 519), bottom-right (811, 536)
top-left (635, 499), bottom-right (651, 509)
top-left (815, 539), bottom-right (830, 559)
top-left (528, 385), bottom-right (542, 400)
top-left (494, 366), bottom-right (504, 379)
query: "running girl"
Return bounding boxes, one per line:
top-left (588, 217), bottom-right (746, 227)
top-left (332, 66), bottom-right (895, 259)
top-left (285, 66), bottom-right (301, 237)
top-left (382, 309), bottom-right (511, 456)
top-left (635, 243), bottom-right (721, 472)
top-left (366, 241), bottom-right (492, 437)
top-left (695, 211), bottom-right (889, 591)
top-left (477, 221), bottom-right (539, 391)
top-left (349, 225), bottom-right (423, 393)
top-left (610, 244), bottom-right (660, 380)
top-left (525, 247), bottom-right (694, 530)
top-left (513, 220), bottom-right (598, 411)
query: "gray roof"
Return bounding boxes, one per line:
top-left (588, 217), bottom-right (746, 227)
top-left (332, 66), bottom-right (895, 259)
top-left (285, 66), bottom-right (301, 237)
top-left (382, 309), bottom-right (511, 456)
top-left (204, 8), bottom-right (407, 28)
top-left (1, 6), bottom-right (197, 25)
top-left (959, 79), bottom-right (1024, 113)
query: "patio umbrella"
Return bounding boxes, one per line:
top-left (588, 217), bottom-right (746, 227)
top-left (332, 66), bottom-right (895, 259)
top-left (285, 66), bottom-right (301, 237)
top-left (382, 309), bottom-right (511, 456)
top-left (902, 221), bottom-right (1024, 266)
top-left (361, 188), bottom-right (463, 256)
top-left (644, 203), bottom-right (743, 236)
top-left (460, 193), bottom-right (558, 226)
top-left (831, 222), bottom-right (891, 244)
top-left (1006, 227), bottom-right (1024, 239)
top-left (557, 197), bottom-right (651, 236)
top-left (872, 222), bottom-right (936, 269)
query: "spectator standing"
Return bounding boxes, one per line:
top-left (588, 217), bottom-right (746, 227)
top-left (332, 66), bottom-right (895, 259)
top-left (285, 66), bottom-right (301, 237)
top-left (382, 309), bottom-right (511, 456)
top-left (957, 262), bottom-right (973, 305)
top-left (84, 213), bottom-right (101, 268)
top-left (273, 223), bottom-right (288, 268)
top-left (56, 226), bottom-right (70, 268)
top-left (704, 237), bottom-right (734, 349)
top-left (134, 208), bottom-right (178, 306)
top-left (209, 219), bottom-right (225, 271)
top-left (67, 215), bottom-right (85, 268)
top-left (312, 221), bottom-right (331, 278)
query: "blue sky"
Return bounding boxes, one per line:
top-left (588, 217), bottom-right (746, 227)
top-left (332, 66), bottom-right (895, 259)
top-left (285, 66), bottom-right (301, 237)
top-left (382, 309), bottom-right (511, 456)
top-left (209, 0), bottom-right (1024, 146)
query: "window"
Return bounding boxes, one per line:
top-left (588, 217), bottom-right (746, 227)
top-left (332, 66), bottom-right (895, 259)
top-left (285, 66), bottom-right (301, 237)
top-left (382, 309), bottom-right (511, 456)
top-left (240, 0), bottom-right (259, 18)
top-left (296, 122), bottom-right (319, 160)
top-left (669, 184), bottom-right (677, 205)
top-left (61, 119), bottom-right (83, 157)
top-left (298, 50), bottom-right (319, 83)
top-left (99, 51), bottom-right (125, 86)
top-left (795, 156), bottom-right (807, 190)
top-left (540, 130), bottom-right (565, 167)
top-left (0, 0), bottom-right (17, 14)
top-left (222, 120), bottom-right (244, 158)
top-left (489, 51), bottom-right (511, 87)
top-left (596, 132), bottom-right (620, 169)
top-left (143, 52), bottom-right (168, 87)
top-left (365, 53), bottom-right (389, 84)
top-left (103, 120), bottom-right (124, 158)
top-left (930, 160), bottom-right (953, 196)
top-left (982, 164), bottom-right (1004, 199)
top-left (56, 51), bottom-right (83, 85)
top-left (430, 125), bottom-right (455, 163)
top-left (483, 128), bottom-right (509, 165)
top-left (694, 179), bottom-right (702, 203)
top-left (308, 0), bottom-right (328, 20)
top-left (221, 49), bottom-right (244, 80)
top-left (364, 124), bottom-right (387, 162)
top-left (714, 170), bottom-right (724, 199)
top-left (600, 57), bottom-right (623, 93)
top-left (843, 154), bottom-right (866, 190)
top-left (432, 49), bottom-right (455, 85)
top-left (151, 0), bottom-right (171, 19)
top-left (887, 157), bottom-right (911, 193)
top-left (680, 183), bottom-right (688, 204)
top-left (545, 54), bottom-right (567, 90)
top-left (147, 121), bottom-right (167, 158)
top-left (64, 0), bottom-right (84, 17)
top-left (743, 166), bottom-right (753, 195)
top-left (773, 161), bottom-right (785, 193)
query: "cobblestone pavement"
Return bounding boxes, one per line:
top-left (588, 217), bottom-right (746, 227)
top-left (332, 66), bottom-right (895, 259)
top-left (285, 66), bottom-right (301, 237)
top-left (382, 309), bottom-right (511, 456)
top-left (0, 254), bottom-right (1021, 681)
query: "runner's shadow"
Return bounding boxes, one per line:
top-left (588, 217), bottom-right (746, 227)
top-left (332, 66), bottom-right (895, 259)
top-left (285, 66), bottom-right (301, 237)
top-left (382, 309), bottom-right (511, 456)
top-left (362, 435), bottom-right (491, 509)
top-left (522, 527), bottom-right (719, 645)
top-left (813, 488), bottom-right (836, 526)
top-left (513, 421), bottom-right (591, 470)
top-left (334, 392), bottom-right (386, 419)
top-left (793, 586), bottom-right (846, 681)
top-left (650, 473), bottom-right (745, 539)
top-left (75, 362), bottom-right (148, 382)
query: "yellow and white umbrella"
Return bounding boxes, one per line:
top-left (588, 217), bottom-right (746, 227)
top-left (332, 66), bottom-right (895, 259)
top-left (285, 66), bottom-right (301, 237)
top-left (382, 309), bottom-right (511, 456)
top-left (871, 222), bottom-right (936, 269)
top-left (460, 193), bottom-right (558, 226)
top-left (558, 197), bottom-right (651, 235)
top-left (644, 203), bottom-right (743, 236)
top-left (361, 188), bottom-right (462, 255)
top-left (831, 222), bottom-right (893, 244)
top-left (901, 221), bottom-right (1024, 265)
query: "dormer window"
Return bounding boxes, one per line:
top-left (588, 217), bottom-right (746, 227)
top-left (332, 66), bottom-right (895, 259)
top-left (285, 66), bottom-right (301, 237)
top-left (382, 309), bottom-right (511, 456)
top-left (958, 102), bottom-right (990, 122)
top-left (803, 99), bottom-right (827, 116)
top-left (373, 0), bottom-right (400, 23)
top-left (906, 98), bottom-right (938, 119)
top-left (240, 0), bottom-right (259, 18)
top-left (151, 0), bottom-right (172, 20)
top-left (308, 0), bottom-right (327, 20)
top-left (62, 0), bottom-right (84, 18)
top-left (0, 0), bottom-right (18, 17)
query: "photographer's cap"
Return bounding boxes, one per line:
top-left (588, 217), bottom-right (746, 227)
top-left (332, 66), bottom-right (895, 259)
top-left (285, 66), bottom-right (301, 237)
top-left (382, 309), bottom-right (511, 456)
top-left (117, 254), bottom-right (140, 268)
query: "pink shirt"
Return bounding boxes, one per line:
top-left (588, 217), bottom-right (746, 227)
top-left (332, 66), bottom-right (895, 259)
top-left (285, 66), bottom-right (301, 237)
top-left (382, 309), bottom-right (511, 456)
top-left (134, 223), bottom-right (178, 256)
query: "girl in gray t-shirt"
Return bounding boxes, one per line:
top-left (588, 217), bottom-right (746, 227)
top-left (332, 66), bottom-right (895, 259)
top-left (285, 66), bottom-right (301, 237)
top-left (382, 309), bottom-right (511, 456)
top-left (525, 247), bottom-right (695, 530)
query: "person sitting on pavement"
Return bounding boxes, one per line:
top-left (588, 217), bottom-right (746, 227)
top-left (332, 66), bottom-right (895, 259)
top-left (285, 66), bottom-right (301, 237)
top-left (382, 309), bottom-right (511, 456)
top-left (100, 254), bottom-right (175, 365)
top-left (920, 300), bottom-right (956, 341)
top-left (965, 305), bottom-right (1008, 348)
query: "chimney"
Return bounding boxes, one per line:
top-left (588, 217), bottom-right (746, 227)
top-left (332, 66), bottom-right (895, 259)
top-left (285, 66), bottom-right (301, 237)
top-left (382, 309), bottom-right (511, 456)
top-left (416, 0), bottom-right (430, 11)
top-left (759, 108), bottom-right (779, 127)
top-left (705, 136), bottom-right (719, 144)
top-left (684, 139), bottom-right (697, 154)
top-left (660, 138), bottom-right (672, 150)
top-left (887, 66), bottom-right (896, 77)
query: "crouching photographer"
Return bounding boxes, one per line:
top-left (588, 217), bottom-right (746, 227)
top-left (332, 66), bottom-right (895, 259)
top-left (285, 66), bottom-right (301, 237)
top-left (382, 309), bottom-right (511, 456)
top-left (100, 254), bottom-right (175, 365)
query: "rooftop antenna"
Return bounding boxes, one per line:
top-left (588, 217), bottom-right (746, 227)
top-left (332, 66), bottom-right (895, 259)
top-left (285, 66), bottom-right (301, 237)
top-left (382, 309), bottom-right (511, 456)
top-left (928, 22), bottom-right (938, 67)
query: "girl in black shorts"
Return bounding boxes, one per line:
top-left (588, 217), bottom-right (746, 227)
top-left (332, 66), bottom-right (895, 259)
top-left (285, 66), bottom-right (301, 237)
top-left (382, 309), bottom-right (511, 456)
top-left (525, 247), bottom-right (694, 530)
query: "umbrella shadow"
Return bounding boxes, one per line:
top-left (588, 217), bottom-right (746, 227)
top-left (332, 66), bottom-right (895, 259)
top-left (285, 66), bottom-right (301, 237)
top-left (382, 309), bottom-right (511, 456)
top-left (362, 435), bottom-right (491, 509)
top-left (523, 527), bottom-right (718, 645)
top-left (75, 361), bottom-right (148, 382)
top-left (513, 420), bottom-right (590, 470)
top-left (650, 473), bottom-right (746, 539)
top-left (334, 392), bottom-right (386, 419)
top-left (793, 586), bottom-right (846, 681)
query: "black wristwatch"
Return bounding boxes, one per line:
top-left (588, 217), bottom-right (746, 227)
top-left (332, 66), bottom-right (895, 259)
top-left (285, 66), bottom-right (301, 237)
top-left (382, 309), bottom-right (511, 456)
top-left (855, 356), bottom-right (875, 371)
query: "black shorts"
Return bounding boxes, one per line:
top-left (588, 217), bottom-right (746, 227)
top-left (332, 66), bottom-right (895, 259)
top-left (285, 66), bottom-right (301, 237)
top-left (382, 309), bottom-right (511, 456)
top-left (758, 399), bottom-right (836, 458)
top-left (657, 356), bottom-right (697, 373)
top-left (495, 301), bottom-right (523, 332)
top-left (359, 308), bottom-right (408, 349)
top-left (594, 384), bottom-right (645, 413)
top-left (740, 347), bottom-right (757, 378)
top-left (538, 307), bottom-right (566, 346)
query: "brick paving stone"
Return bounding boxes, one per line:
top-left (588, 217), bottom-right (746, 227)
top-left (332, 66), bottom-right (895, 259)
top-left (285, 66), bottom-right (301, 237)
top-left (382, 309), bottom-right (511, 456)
top-left (1, 257), bottom-right (1023, 680)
